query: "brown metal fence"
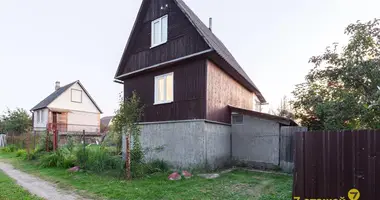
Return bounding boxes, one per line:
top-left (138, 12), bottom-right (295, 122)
top-left (293, 129), bottom-right (380, 200)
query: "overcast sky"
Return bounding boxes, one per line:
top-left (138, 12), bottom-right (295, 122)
top-left (0, 0), bottom-right (379, 116)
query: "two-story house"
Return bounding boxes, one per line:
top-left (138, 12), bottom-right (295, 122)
top-left (114, 0), bottom-right (267, 168)
top-left (31, 80), bottom-right (102, 134)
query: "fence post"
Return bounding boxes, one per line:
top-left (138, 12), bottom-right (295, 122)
top-left (82, 130), bottom-right (86, 170)
top-left (53, 129), bottom-right (58, 151)
top-left (124, 127), bottom-right (131, 180)
top-left (46, 130), bottom-right (50, 152)
top-left (26, 131), bottom-right (30, 160)
top-left (33, 130), bottom-right (36, 150)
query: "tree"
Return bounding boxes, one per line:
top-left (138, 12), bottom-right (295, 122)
top-left (276, 96), bottom-right (295, 119)
top-left (293, 19), bottom-right (380, 130)
top-left (110, 92), bottom-right (144, 155)
top-left (1, 108), bottom-right (32, 135)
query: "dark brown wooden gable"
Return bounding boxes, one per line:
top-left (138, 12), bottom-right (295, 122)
top-left (124, 59), bottom-right (207, 122)
top-left (119, 0), bottom-right (210, 76)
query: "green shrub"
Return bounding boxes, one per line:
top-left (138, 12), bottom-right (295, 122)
top-left (131, 160), bottom-right (170, 178)
top-left (15, 149), bottom-right (27, 157)
top-left (1, 144), bottom-right (17, 153)
top-left (35, 133), bottom-right (53, 153)
top-left (75, 146), bottom-right (88, 169)
top-left (21, 150), bottom-right (38, 160)
top-left (39, 148), bottom-right (75, 169)
top-left (83, 146), bottom-right (124, 173)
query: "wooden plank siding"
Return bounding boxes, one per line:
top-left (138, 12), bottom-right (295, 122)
top-left (124, 59), bottom-right (206, 122)
top-left (121, 0), bottom-right (209, 75)
top-left (206, 60), bottom-right (254, 123)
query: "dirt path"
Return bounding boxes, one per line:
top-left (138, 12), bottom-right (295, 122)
top-left (0, 162), bottom-right (89, 200)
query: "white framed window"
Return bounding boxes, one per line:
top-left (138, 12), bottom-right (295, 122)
top-left (40, 110), bottom-right (44, 123)
top-left (151, 15), bottom-right (168, 47)
top-left (71, 89), bottom-right (83, 103)
top-left (154, 72), bottom-right (173, 105)
top-left (36, 111), bottom-right (40, 123)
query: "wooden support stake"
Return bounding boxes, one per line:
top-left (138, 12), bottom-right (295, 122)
top-left (26, 131), bottom-right (30, 160)
top-left (46, 130), bottom-right (50, 152)
top-left (126, 132), bottom-right (131, 180)
top-left (82, 130), bottom-right (86, 170)
top-left (53, 129), bottom-right (58, 151)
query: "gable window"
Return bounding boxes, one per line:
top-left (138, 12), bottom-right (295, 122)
top-left (151, 15), bottom-right (168, 47)
top-left (71, 89), bottom-right (83, 103)
top-left (154, 72), bottom-right (173, 104)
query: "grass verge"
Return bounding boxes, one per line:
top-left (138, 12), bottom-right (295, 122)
top-left (0, 169), bottom-right (42, 200)
top-left (0, 152), bottom-right (292, 200)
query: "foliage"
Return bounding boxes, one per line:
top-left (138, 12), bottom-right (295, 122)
top-left (85, 146), bottom-right (124, 173)
top-left (111, 91), bottom-right (144, 158)
top-left (1, 144), bottom-right (18, 153)
top-left (39, 148), bottom-right (76, 169)
top-left (75, 146), bottom-right (88, 169)
top-left (276, 96), bottom-right (295, 119)
top-left (131, 159), bottom-right (170, 178)
top-left (35, 133), bottom-right (53, 153)
top-left (1, 108), bottom-right (31, 135)
top-left (293, 19), bottom-right (380, 130)
top-left (15, 149), bottom-right (27, 157)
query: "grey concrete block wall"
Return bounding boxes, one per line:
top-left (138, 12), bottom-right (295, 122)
top-left (138, 120), bottom-right (231, 169)
top-left (204, 122), bottom-right (231, 169)
top-left (232, 115), bottom-right (280, 167)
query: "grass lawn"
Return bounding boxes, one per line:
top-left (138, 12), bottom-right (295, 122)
top-left (0, 169), bottom-right (42, 200)
top-left (0, 152), bottom-right (292, 200)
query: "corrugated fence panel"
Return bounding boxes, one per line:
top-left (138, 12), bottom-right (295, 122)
top-left (293, 129), bottom-right (380, 199)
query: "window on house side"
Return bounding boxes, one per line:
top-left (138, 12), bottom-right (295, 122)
top-left (151, 15), bottom-right (168, 47)
top-left (232, 115), bottom-right (244, 124)
top-left (36, 111), bottom-right (40, 123)
top-left (40, 110), bottom-right (44, 123)
top-left (154, 72), bottom-right (173, 104)
top-left (71, 89), bottom-right (83, 103)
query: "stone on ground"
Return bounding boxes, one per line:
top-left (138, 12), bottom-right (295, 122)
top-left (67, 166), bottom-right (80, 172)
top-left (198, 173), bottom-right (220, 179)
top-left (168, 172), bottom-right (181, 180)
top-left (181, 170), bottom-right (192, 178)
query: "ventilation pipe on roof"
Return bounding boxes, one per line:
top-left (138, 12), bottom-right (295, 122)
top-left (55, 81), bottom-right (60, 90)
top-left (209, 17), bottom-right (212, 32)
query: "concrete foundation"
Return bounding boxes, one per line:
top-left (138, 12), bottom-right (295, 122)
top-left (138, 120), bottom-right (231, 169)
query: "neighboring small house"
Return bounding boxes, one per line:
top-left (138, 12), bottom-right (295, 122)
top-left (114, 0), bottom-right (301, 169)
top-left (31, 81), bottom-right (102, 133)
top-left (100, 116), bottom-right (114, 133)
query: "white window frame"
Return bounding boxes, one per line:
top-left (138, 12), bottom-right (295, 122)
top-left (154, 72), bottom-right (174, 105)
top-left (36, 111), bottom-right (40, 123)
top-left (71, 89), bottom-right (83, 103)
top-left (151, 15), bottom-right (168, 48)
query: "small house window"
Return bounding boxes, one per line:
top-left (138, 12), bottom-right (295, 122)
top-left (71, 89), bottom-right (82, 103)
top-left (232, 114), bottom-right (244, 124)
top-left (36, 111), bottom-right (40, 123)
top-left (151, 15), bottom-right (168, 47)
top-left (154, 72), bottom-right (173, 104)
top-left (40, 110), bottom-right (44, 123)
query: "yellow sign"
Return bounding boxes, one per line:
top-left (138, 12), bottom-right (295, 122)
top-left (348, 188), bottom-right (360, 200)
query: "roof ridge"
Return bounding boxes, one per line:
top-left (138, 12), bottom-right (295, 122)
top-left (173, 0), bottom-right (266, 102)
top-left (30, 81), bottom-right (77, 111)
